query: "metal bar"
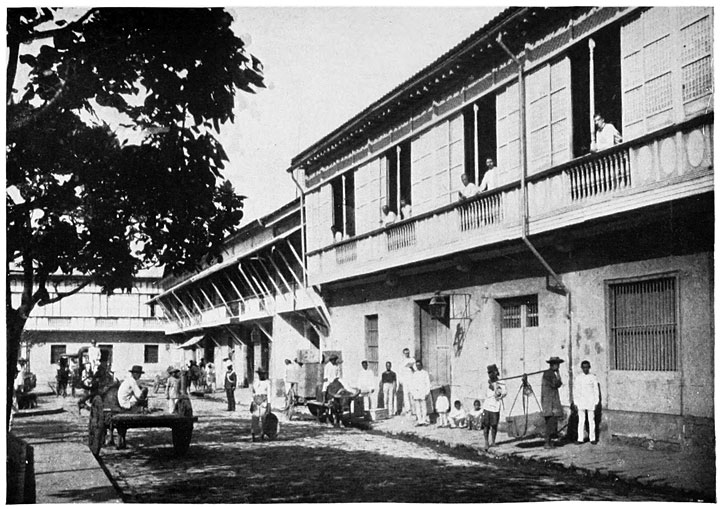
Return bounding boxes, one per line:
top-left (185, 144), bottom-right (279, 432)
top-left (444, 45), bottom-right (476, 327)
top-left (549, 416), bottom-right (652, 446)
top-left (237, 264), bottom-right (264, 300)
top-left (257, 257), bottom-right (289, 303)
top-left (248, 262), bottom-right (273, 299)
top-left (225, 271), bottom-right (247, 304)
top-left (268, 248), bottom-right (295, 295)
top-left (171, 291), bottom-right (195, 323)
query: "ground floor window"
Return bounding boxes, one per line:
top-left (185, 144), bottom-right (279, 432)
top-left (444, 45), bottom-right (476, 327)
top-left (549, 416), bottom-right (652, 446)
top-left (50, 345), bottom-right (66, 364)
top-left (499, 295), bottom-right (539, 329)
top-left (144, 345), bottom-right (159, 364)
top-left (364, 315), bottom-right (379, 375)
top-left (608, 276), bottom-right (678, 371)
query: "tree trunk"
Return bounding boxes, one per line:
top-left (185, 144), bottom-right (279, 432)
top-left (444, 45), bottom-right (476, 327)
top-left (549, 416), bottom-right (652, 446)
top-left (7, 307), bottom-right (27, 428)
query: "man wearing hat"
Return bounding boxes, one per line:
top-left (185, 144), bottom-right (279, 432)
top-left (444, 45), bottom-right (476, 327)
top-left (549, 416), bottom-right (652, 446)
top-left (251, 367), bottom-right (272, 441)
top-left (224, 364), bottom-right (237, 411)
top-left (118, 365), bottom-right (149, 412)
top-left (165, 366), bottom-right (182, 414)
top-left (541, 357), bottom-right (565, 449)
top-left (481, 364), bottom-right (507, 450)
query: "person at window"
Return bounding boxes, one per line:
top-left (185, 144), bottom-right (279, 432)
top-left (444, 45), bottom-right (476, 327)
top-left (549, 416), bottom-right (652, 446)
top-left (458, 173), bottom-right (478, 201)
top-left (592, 113), bottom-right (622, 152)
top-left (478, 158), bottom-right (498, 193)
top-left (118, 365), bottom-right (149, 413)
top-left (400, 198), bottom-right (412, 220)
top-left (331, 225), bottom-right (344, 242)
top-left (574, 360), bottom-right (600, 444)
top-left (541, 356), bottom-right (564, 449)
top-left (380, 205), bottom-right (397, 226)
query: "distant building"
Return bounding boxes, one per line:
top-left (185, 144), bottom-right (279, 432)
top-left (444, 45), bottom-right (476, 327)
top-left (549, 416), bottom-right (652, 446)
top-left (286, 7), bottom-right (714, 448)
top-left (9, 268), bottom-right (169, 386)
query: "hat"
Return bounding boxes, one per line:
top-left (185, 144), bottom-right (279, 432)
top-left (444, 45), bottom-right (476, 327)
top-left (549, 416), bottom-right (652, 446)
top-left (167, 366), bottom-right (180, 374)
top-left (227, 365), bottom-right (233, 370)
top-left (328, 354), bottom-right (339, 362)
top-left (129, 365), bottom-right (145, 374)
top-left (546, 357), bottom-right (565, 364)
top-left (487, 364), bottom-right (499, 374)
top-left (256, 367), bottom-right (267, 374)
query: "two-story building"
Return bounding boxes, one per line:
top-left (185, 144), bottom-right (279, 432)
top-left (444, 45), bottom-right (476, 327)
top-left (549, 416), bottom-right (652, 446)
top-left (287, 7), bottom-right (713, 447)
top-left (149, 198), bottom-right (328, 392)
top-left (10, 268), bottom-right (170, 386)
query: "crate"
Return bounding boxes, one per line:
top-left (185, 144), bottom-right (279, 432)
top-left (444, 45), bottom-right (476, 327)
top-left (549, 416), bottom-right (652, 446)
top-left (365, 407), bottom-right (389, 421)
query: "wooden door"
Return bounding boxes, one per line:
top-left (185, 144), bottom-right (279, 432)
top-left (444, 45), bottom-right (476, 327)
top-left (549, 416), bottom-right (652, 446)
top-left (418, 300), bottom-right (452, 387)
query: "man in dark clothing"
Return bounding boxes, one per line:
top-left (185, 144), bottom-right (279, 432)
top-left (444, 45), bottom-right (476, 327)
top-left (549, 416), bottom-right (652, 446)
top-left (541, 356), bottom-right (564, 449)
top-left (225, 365), bottom-right (237, 411)
top-left (380, 362), bottom-right (397, 416)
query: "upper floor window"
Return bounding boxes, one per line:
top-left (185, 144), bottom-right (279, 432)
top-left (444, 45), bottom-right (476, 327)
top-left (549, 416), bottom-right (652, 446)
top-left (331, 170), bottom-right (355, 239)
top-left (463, 94), bottom-right (497, 188)
top-left (383, 140), bottom-right (412, 219)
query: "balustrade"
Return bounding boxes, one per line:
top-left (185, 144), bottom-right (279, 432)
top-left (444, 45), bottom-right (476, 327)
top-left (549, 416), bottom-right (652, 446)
top-left (385, 221), bottom-right (417, 251)
top-left (568, 148), bottom-right (631, 201)
top-left (457, 192), bottom-right (503, 231)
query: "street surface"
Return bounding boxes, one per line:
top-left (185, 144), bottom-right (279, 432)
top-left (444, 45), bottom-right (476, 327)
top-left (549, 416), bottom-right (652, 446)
top-left (93, 396), bottom-right (682, 503)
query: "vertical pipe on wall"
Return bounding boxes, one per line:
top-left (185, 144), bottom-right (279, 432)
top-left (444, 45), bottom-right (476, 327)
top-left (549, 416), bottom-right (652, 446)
top-left (589, 38), bottom-right (596, 150)
top-left (497, 33), bottom-right (574, 404)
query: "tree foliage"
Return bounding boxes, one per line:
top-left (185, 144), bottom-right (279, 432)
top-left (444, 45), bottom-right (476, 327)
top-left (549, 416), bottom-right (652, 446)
top-left (6, 8), bottom-right (264, 423)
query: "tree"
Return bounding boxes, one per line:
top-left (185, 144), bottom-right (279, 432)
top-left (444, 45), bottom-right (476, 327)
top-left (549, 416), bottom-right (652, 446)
top-left (6, 8), bottom-right (265, 425)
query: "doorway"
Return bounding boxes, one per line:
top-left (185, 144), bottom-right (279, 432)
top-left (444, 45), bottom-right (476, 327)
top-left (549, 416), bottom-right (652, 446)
top-left (417, 299), bottom-right (452, 387)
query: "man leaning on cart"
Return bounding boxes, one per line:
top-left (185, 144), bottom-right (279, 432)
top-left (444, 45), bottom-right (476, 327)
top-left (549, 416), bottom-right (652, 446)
top-left (118, 365), bottom-right (149, 413)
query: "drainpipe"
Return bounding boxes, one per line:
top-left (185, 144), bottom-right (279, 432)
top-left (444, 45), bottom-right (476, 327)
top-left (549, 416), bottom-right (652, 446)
top-left (496, 33), bottom-right (575, 405)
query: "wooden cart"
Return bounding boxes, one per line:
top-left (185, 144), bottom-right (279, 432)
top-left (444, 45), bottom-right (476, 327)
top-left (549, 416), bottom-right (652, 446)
top-left (87, 390), bottom-right (197, 456)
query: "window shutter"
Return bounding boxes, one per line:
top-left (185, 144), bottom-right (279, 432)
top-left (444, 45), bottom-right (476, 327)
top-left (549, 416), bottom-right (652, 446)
top-left (550, 57), bottom-right (572, 166)
top-left (318, 183), bottom-right (333, 247)
top-left (411, 127), bottom-right (435, 215)
top-left (496, 82), bottom-right (521, 186)
top-left (448, 113), bottom-right (465, 201)
top-left (526, 64), bottom-right (551, 174)
top-left (354, 158), bottom-right (382, 235)
top-left (305, 189), bottom-right (320, 252)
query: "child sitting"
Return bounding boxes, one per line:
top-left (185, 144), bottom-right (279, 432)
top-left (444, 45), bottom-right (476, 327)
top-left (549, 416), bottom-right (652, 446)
top-left (434, 388), bottom-right (450, 427)
top-left (448, 400), bottom-right (467, 428)
top-left (467, 399), bottom-right (483, 430)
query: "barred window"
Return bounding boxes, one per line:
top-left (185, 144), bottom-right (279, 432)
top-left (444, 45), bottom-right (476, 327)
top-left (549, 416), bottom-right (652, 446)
top-left (609, 277), bottom-right (678, 371)
top-left (500, 295), bottom-right (539, 329)
top-left (144, 345), bottom-right (159, 364)
top-left (680, 15), bottom-right (713, 103)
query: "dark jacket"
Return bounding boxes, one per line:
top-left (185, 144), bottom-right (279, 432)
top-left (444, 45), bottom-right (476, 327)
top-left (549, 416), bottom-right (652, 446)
top-left (541, 368), bottom-right (563, 417)
top-left (224, 371), bottom-right (237, 390)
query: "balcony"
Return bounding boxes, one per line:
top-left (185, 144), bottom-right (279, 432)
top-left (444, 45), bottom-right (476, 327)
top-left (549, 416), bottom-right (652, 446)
top-left (162, 287), bottom-right (323, 335)
top-left (25, 316), bottom-right (164, 332)
top-left (307, 114), bottom-right (713, 286)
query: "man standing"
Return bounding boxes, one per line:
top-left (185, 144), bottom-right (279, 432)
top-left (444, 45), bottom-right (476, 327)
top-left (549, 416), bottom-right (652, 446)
top-left (458, 173), bottom-right (478, 201)
top-left (380, 361), bottom-right (397, 416)
top-left (224, 364), bottom-right (237, 411)
top-left (411, 360), bottom-right (431, 426)
top-left (323, 354), bottom-right (342, 392)
top-left (481, 364), bottom-right (507, 450)
top-left (575, 360), bottom-right (601, 444)
top-left (118, 365), bottom-right (149, 413)
top-left (356, 360), bottom-right (377, 410)
top-left (88, 339), bottom-right (102, 373)
top-left (478, 158), bottom-right (498, 192)
top-left (251, 367), bottom-right (272, 442)
top-left (541, 356), bottom-right (564, 449)
top-left (593, 113), bottom-right (622, 151)
top-left (165, 366), bottom-right (181, 414)
top-left (398, 348), bottom-right (416, 415)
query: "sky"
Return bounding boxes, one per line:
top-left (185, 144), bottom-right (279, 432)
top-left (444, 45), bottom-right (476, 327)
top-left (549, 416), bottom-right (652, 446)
top-left (218, 7), bottom-right (505, 222)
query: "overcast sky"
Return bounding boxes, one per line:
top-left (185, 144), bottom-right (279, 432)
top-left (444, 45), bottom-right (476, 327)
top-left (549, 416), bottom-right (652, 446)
top-left (220, 7), bottom-right (505, 222)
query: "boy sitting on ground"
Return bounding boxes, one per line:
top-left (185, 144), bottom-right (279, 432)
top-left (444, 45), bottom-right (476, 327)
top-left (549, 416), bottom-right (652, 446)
top-left (449, 400), bottom-right (467, 428)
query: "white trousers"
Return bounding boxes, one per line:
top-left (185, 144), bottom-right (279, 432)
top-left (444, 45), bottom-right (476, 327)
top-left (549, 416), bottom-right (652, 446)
top-left (577, 408), bottom-right (596, 442)
top-left (382, 383), bottom-right (396, 415)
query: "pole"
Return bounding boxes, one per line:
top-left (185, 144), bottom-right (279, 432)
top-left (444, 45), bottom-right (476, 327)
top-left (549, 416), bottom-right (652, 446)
top-left (589, 38), bottom-right (596, 149)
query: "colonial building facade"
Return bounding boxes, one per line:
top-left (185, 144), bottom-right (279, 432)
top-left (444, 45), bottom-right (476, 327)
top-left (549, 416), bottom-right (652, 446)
top-left (10, 268), bottom-right (169, 386)
top-left (285, 7), bottom-right (714, 446)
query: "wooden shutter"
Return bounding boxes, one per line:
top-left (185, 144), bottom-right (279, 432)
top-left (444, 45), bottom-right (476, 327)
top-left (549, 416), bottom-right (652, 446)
top-left (549, 57), bottom-right (572, 166)
top-left (411, 120), bottom-right (454, 215)
top-left (411, 127), bottom-right (435, 215)
top-left (496, 81), bottom-right (521, 186)
top-left (305, 188), bottom-right (320, 252)
top-left (355, 158), bottom-right (382, 235)
top-left (448, 113), bottom-right (465, 201)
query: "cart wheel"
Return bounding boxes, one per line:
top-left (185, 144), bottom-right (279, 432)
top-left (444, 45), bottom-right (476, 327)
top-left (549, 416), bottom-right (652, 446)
top-left (172, 423), bottom-right (193, 455)
top-left (87, 396), bottom-right (105, 456)
top-left (263, 413), bottom-right (280, 440)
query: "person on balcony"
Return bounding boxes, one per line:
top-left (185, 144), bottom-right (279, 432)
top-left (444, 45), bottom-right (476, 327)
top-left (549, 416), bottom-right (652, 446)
top-left (400, 198), bottom-right (412, 220)
top-left (478, 158), bottom-right (498, 193)
top-left (380, 205), bottom-right (397, 226)
top-left (592, 113), bottom-right (622, 152)
top-left (331, 225), bottom-right (344, 242)
top-left (458, 173), bottom-right (478, 201)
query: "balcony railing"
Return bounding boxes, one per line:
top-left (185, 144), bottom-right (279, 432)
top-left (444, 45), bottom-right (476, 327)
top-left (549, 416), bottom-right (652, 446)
top-left (307, 114), bottom-right (713, 285)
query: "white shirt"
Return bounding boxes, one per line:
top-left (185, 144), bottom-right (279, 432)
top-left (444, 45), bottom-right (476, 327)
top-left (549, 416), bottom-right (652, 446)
top-left (575, 372), bottom-right (600, 409)
top-left (435, 394), bottom-right (450, 413)
top-left (459, 182), bottom-right (478, 199)
top-left (118, 375), bottom-right (144, 409)
top-left (14, 366), bottom-right (25, 390)
top-left (482, 381), bottom-right (507, 413)
top-left (381, 210), bottom-right (397, 226)
top-left (479, 168), bottom-right (498, 192)
top-left (88, 345), bottom-right (101, 364)
top-left (334, 230), bottom-right (344, 242)
top-left (253, 378), bottom-right (272, 398)
top-left (400, 204), bottom-right (412, 220)
top-left (449, 406), bottom-right (467, 421)
top-left (398, 355), bottom-right (416, 382)
top-left (356, 368), bottom-right (377, 393)
top-left (596, 123), bottom-right (621, 151)
top-left (411, 369), bottom-right (431, 399)
top-left (323, 362), bottom-right (341, 390)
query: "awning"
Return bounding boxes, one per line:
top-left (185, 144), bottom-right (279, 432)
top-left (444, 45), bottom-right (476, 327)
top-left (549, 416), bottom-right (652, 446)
top-left (177, 334), bottom-right (205, 350)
